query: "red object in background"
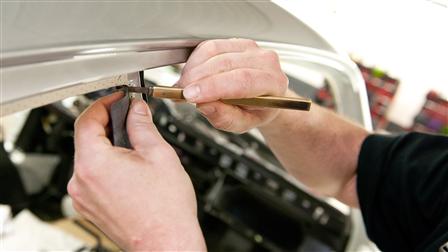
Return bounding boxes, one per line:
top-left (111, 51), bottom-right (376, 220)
top-left (314, 80), bottom-right (336, 110)
top-left (314, 62), bottom-right (400, 129)
top-left (356, 62), bottom-right (400, 129)
top-left (412, 91), bottom-right (448, 135)
top-left (316, 61), bottom-right (447, 135)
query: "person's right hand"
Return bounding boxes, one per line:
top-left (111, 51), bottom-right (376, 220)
top-left (177, 39), bottom-right (289, 133)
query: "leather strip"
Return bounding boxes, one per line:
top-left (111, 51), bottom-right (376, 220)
top-left (109, 92), bottom-right (131, 148)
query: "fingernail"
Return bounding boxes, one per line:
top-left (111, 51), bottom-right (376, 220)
top-left (132, 100), bottom-right (149, 115)
top-left (183, 85), bottom-right (200, 101)
top-left (197, 105), bottom-right (216, 116)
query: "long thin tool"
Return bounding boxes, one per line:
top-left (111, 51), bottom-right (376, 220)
top-left (124, 86), bottom-right (311, 111)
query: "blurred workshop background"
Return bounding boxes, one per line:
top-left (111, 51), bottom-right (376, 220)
top-left (1, 1), bottom-right (447, 251)
top-left (276, 0), bottom-right (448, 134)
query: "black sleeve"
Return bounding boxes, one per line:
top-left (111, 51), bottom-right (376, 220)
top-left (357, 132), bottom-right (448, 252)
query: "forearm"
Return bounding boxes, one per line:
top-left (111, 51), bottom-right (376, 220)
top-left (259, 90), bottom-right (368, 207)
top-left (131, 220), bottom-right (206, 251)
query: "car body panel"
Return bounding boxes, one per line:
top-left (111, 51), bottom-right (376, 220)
top-left (1, 2), bottom-right (375, 250)
top-left (3, 1), bottom-right (333, 53)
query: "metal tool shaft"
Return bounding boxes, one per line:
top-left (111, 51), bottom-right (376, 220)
top-left (125, 86), bottom-right (311, 111)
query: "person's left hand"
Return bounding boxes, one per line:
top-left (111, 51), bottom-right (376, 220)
top-left (67, 92), bottom-right (206, 251)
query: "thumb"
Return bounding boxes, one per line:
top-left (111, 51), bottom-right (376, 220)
top-left (126, 99), bottom-right (166, 153)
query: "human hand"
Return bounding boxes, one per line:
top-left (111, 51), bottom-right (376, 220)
top-left (177, 38), bottom-right (288, 133)
top-left (67, 92), bottom-right (206, 251)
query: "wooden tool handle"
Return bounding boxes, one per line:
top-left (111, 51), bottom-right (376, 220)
top-left (151, 86), bottom-right (311, 111)
top-left (152, 86), bottom-right (184, 100)
top-left (222, 96), bottom-right (311, 111)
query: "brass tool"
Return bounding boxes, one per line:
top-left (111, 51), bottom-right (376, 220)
top-left (125, 86), bottom-right (311, 111)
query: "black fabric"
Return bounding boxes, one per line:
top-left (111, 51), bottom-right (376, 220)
top-left (0, 143), bottom-right (28, 214)
top-left (357, 132), bottom-right (448, 252)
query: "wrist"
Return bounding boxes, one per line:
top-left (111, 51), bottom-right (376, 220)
top-left (258, 109), bottom-right (290, 136)
top-left (258, 89), bottom-right (304, 135)
top-left (129, 218), bottom-right (206, 251)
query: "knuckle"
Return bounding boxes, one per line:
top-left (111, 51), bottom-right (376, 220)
top-left (235, 69), bottom-right (253, 95)
top-left (238, 38), bottom-right (258, 48)
top-left (220, 57), bottom-right (233, 70)
top-left (196, 40), bottom-right (208, 50)
top-left (179, 72), bottom-right (191, 84)
top-left (129, 112), bottom-right (154, 129)
top-left (236, 69), bottom-right (252, 84)
top-left (262, 49), bottom-right (280, 63)
top-left (278, 72), bottom-right (289, 91)
top-left (74, 113), bottom-right (91, 129)
top-left (184, 68), bottom-right (200, 84)
top-left (132, 119), bottom-right (152, 130)
top-left (201, 80), bottom-right (216, 100)
top-left (246, 39), bottom-right (258, 48)
top-left (74, 118), bottom-right (94, 136)
top-left (203, 41), bottom-right (218, 57)
top-left (268, 73), bottom-right (288, 96)
top-left (74, 118), bottom-right (91, 137)
top-left (284, 73), bottom-right (290, 87)
top-left (212, 116), bottom-right (234, 131)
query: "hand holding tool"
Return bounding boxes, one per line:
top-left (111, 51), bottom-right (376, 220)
top-left (109, 72), bottom-right (311, 148)
top-left (124, 86), bottom-right (311, 111)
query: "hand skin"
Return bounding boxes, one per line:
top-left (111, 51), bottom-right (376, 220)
top-left (177, 38), bottom-right (288, 134)
top-left (178, 39), bottom-right (368, 207)
top-left (67, 92), bottom-right (206, 251)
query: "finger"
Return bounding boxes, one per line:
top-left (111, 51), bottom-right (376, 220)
top-left (181, 39), bottom-right (258, 75)
top-left (182, 68), bottom-right (288, 103)
top-left (77, 91), bottom-right (124, 128)
top-left (74, 91), bottom-right (124, 152)
top-left (126, 99), bottom-right (169, 154)
top-left (196, 101), bottom-right (263, 133)
top-left (179, 50), bottom-right (281, 86)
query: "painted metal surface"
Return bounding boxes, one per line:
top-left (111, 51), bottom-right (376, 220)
top-left (1, 47), bottom-right (193, 116)
top-left (1, 1), bottom-right (338, 116)
top-left (2, 1), bottom-right (333, 53)
top-left (0, 1), bottom-right (352, 118)
top-left (0, 1), bottom-right (376, 250)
